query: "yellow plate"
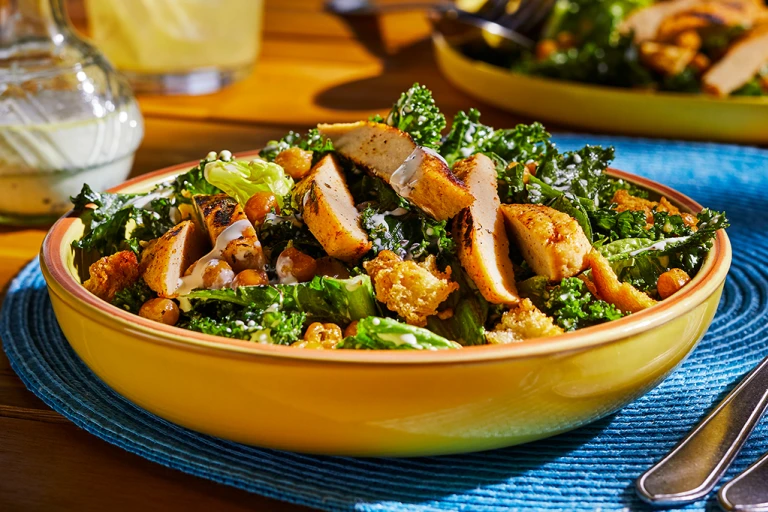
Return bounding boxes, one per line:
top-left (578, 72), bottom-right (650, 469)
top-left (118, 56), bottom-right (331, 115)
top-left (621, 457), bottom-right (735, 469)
top-left (40, 154), bottom-right (731, 457)
top-left (433, 34), bottom-right (768, 145)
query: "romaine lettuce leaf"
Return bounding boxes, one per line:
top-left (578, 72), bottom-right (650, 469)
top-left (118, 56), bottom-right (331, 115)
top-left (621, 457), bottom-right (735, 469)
top-left (204, 159), bottom-right (294, 207)
top-left (338, 317), bottom-right (461, 350)
top-left (182, 275), bottom-right (378, 325)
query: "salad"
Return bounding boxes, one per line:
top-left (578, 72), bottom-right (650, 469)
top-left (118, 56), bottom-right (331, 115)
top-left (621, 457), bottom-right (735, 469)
top-left (504, 0), bottom-right (768, 97)
top-left (72, 84), bottom-right (727, 351)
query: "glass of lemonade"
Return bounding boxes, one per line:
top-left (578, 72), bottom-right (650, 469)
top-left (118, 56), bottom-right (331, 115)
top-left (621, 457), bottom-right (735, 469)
top-left (84, 0), bottom-right (264, 95)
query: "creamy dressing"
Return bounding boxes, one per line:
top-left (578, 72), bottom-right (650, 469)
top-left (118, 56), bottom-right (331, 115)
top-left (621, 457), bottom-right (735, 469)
top-left (275, 251), bottom-right (298, 284)
top-left (0, 98), bottom-right (143, 217)
top-left (628, 236), bottom-right (687, 257)
top-left (377, 332), bottom-right (428, 350)
top-left (343, 275), bottom-right (366, 292)
top-left (175, 219), bottom-right (253, 295)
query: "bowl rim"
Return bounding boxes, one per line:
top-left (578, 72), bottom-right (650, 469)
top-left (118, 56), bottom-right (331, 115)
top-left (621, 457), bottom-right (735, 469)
top-left (41, 151), bottom-right (732, 365)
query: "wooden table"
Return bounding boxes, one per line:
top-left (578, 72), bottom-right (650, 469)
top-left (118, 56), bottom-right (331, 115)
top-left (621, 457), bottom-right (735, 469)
top-left (0, 1), bottom-right (541, 510)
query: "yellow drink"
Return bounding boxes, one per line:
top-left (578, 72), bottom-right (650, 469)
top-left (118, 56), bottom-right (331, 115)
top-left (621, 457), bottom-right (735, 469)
top-left (84, 0), bottom-right (264, 94)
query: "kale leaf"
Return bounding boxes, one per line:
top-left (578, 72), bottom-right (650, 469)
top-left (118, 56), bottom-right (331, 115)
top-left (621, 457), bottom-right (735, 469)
top-left (360, 205), bottom-right (455, 260)
top-left (533, 145), bottom-right (615, 205)
top-left (260, 129), bottom-right (334, 164)
top-left (181, 302), bottom-right (306, 346)
top-left (169, 158), bottom-right (223, 202)
top-left (599, 209), bottom-right (728, 293)
top-left (440, 108), bottom-right (496, 166)
top-left (112, 280), bottom-right (154, 313)
top-left (381, 83), bottom-right (446, 149)
top-left (71, 185), bottom-right (175, 256)
top-left (543, 277), bottom-right (624, 331)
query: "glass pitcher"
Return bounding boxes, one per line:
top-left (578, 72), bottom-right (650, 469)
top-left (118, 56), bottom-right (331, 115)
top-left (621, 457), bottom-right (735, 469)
top-left (0, 0), bottom-right (144, 225)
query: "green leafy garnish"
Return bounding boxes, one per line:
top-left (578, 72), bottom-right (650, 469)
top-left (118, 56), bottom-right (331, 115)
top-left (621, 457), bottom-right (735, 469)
top-left (381, 83), bottom-right (446, 149)
top-left (71, 185), bottom-right (175, 256)
top-left (112, 280), bottom-right (154, 314)
top-left (260, 129), bottom-right (334, 164)
top-left (338, 317), bottom-right (461, 350)
top-left (542, 277), bottom-right (624, 331)
top-left (181, 302), bottom-right (306, 345)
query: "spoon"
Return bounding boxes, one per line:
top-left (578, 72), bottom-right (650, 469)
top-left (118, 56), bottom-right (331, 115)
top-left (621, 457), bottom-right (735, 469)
top-left (429, 7), bottom-right (535, 53)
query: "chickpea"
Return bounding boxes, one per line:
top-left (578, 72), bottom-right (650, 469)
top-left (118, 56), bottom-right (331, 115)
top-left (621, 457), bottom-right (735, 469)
top-left (657, 268), bottom-right (691, 299)
top-left (536, 39), bottom-right (558, 61)
top-left (343, 320), bottom-right (359, 338)
top-left (244, 191), bottom-right (279, 226)
top-left (276, 246), bottom-right (317, 283)
top-left (232, 269), bottom-right (269, 289)
top-left (202, 259), bottom-right (235, 289)
top-left (301, 322), bottom-right (343, 349)
top-left (315, 256), bottom-right (351, 279)
top-left (274, 147), bottom-right (313, 180)
top-left (177, 203), bottom-right (195, 220)
top-left (139, 298), bottom-right (180, 326)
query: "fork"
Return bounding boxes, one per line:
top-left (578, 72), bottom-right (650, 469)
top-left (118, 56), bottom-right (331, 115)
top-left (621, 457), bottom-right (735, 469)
top-left (636, 356), bottom-right (768, 507)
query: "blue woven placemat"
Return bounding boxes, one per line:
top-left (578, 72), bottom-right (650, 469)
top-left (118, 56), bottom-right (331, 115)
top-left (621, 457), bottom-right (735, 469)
top-left (2, 135), bottom-right (767, 511)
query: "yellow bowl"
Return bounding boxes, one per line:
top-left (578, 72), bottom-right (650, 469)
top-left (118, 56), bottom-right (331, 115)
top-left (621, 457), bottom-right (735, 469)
top-left (40, 154), bottom-right (731, 457)
top-left (433, 34), bottom-right (768, 145)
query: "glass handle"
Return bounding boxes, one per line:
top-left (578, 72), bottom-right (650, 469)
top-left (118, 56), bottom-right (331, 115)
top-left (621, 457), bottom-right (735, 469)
top-left (635, 356), bottom-right (768, 506)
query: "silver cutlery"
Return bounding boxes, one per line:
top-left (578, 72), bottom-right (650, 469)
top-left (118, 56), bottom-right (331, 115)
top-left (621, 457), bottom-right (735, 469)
top-left (636, 356), bottom-right (768, 507)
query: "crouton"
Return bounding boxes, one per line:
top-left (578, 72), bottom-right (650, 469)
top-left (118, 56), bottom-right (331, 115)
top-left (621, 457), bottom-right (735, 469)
top-left (486, 298), bottom-right (564, 344)
top-left (292, 154), bottom-right (372, 263)
top-left (193, 194), bottom-right (265, 272)
top-left (317, 121), bottom-right (473, 220)
top-left (141, 221), bottom-right (208, 298)
top-left (500, 204), bottom-right (591, 281)
top-left (83, 250), bottom-right (140, 302)
top-left (452, 154), bottom-right (519, 305)
top-left (363, 250), bottom-right (459, 326)
top-left (612, 190), bottom-right (698, 228)
top-left (589, 250), bottom-right (657, 313)
top-left (703, 25), bottom-right (768, 96)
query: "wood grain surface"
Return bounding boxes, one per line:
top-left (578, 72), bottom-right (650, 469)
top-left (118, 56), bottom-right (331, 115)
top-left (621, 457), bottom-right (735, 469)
top-left (0, 1), bottom-right (538, 510)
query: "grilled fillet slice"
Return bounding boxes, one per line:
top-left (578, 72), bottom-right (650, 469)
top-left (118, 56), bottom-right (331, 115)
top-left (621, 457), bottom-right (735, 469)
top-left (655, 0), bottom-right (764, 41)
top-left (500, 204), bottom-right (591, 281)
top-left (193, 193), bottom-right (264, 272)
top-left (317, 121), bottom-right (473, 220)
top-left (620, 0), bottom-right (702, 42)
top-left (452, 154), bottom-right (519, 305)
top-left (140, 220), bottom-right (208, 298)
top-left (589, 250), bottom-right (657, 313)
top-left (293, 154), bottom-right (372, 263)
top-left (703, 25), bottom-right (768, 96)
